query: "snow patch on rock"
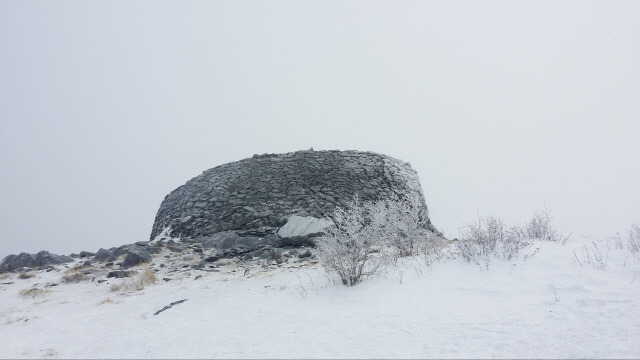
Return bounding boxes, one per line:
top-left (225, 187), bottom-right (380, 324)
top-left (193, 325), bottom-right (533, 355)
top-left (151, 226), bottom-right (181, 243)
top-left (277, 215), bottom-right (333, 239)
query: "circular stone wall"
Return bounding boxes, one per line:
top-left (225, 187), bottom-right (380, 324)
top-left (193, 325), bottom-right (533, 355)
top-left (150, 149), bottom-right (436, 240)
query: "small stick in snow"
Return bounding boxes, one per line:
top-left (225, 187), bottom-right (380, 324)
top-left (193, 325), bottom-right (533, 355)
top-left (153, 299), bottom-right (188, 315)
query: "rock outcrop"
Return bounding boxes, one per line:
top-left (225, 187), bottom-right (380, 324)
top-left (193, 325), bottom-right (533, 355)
top-left (0, 251), bottom-right (73, 272)
top-left (150, 149), bottom-right (437, 245)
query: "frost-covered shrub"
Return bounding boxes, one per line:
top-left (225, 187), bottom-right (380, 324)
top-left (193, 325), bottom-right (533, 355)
top-left (316, 194), bottom-right (439, 286)
top-left (624, 222), bottom-right (640, 263)
top-left (456, 210), bottom-right (568, 269)
top-left (456, 216), bottom-right (535, 270)
top-left (520, 208), bottom-right (569, 244)
top-left (381, 193), bottom-right (434, 259)
top-left (417, 235), bottom-right (452, 266)
top-left (316, 197), bottom-right (386, 286)
top-left (628, 222), bottom-right (640, 254)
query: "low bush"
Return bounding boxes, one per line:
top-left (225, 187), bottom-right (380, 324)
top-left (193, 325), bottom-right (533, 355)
top-left (519, 208), bottom-right (569, 244)
top-left (316, 197), bottom-right (386, 286)
top-left (456, 216), bottom-right (535, 270)
top-left (316, 194), bottom-right (440, 286)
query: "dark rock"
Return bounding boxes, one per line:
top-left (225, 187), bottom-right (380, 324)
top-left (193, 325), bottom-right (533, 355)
top-left (135, 241), bottom-right (149, 247)
top-left (0, 253), bottom-right (36, 272)
top-left (148, 247), bottom-right (162, 255)
top-left (204, 255), bottom-right (222, 262)
top-left (121, 246), bottom-right (152, 268)
top-left (298, 249), bottom-right (312, 258)
top-left (93, 248), bottom-right (112, 262)
top-left (36, 251), bottom-right (74, 267)
top-left (79, 251), bottom-right (95, 258)
top-left (0, 251), bottom-right (73, 273)
top-left (168, 245), bottom-right (185, 253)
top-left (110, 247), bottom-right (128, 258)
top-left (107, 270), bottom-right (133, 278)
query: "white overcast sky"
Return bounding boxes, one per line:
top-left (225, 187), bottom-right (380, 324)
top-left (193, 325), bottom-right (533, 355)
top-left (1, 1), bottom-right (638, 257)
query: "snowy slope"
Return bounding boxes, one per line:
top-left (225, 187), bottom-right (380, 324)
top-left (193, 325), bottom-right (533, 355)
top-left (1, 235), bottom-right (639, 359)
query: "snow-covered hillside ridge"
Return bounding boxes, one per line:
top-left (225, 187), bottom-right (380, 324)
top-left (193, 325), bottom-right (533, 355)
top-left (1, 234), bottom-right (639, 359)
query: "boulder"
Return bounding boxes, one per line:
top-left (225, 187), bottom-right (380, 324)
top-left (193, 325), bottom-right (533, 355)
top-left (0, 251), bottom-right (74, 273)
top-left (93, 248), bottom-right (112, 262)
top-left (121, 245), bottom-right (152, 268)
top-left (107, 270), bottom-right (134, 278)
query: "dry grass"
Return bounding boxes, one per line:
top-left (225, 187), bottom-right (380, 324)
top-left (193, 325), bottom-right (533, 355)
top-left (62, 270), bottom-right (86, 283)
top-left (98, 297), bottom-right (117, 305)
top-left (19, 287), bottom-right (47, 298)
top-left (0, 273), bottom-right (11, 280)
top-left (18, 272), bottom-right (35, 279)
top-left (138, 264), bottom-right (158, 286)
top-left (110, 264), bottom-right (158, 292)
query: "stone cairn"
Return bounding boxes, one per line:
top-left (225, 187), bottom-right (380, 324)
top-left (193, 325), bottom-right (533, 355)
top-left (150, 149), bottom-right (437, 246)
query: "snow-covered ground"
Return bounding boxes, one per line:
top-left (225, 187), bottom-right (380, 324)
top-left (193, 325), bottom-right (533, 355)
top-left (1, 235), bottom-right (639, 359)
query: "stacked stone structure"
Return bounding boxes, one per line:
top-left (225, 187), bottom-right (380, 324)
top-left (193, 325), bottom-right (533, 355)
top-left (150, 149), bottom-right (436, 243)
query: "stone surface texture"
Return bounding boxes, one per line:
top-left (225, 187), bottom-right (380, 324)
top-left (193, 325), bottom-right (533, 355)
top-left (150, 149), bottom-right (437, 241)
top-left (0, 251), bottom-right (73, 272)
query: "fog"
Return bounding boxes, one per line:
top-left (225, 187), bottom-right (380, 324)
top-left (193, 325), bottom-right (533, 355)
top-left (1, 1), bottom-right (638, 257)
